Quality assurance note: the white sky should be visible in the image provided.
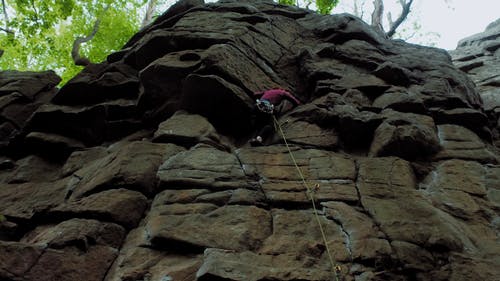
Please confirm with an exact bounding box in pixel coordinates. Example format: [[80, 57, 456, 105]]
[[416, 0, 499, 49], [331, 0, 500, 50], [167, 0, 499, 50]]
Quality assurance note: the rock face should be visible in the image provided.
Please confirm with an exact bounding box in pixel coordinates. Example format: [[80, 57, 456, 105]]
[[450, 18, 500, 146], [1, 1, 499, 281]]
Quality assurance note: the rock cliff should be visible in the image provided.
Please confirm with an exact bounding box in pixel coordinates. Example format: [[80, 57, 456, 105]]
[[450, 18, 500, 147], [1, 1, 499, 280]]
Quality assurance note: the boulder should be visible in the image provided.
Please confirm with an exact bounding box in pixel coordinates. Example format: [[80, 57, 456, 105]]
[[153, 110, 223, 148]]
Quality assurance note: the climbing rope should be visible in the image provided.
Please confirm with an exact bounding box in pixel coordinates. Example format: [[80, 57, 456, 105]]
[[272, 115, 342, 281]]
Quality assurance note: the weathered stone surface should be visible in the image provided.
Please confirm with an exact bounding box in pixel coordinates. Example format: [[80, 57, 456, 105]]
[[357, 158, 468, 251], [0, 241, 45, 280], [323, 201, 391, 261], [372, 87, 425, 113], [0, 179, 68, 221], [27, 104, 107, 146], [0, 70, 60, 152], [52, 62, 139, 105], [369, 110, 440, 159], [153, 110, 223, 148], [24, 131, 85, 159], [69, 141, 184, 197], [260, 209, 349, 262], [51, 189, 148, 229], [21, 218, 125, 249], [237, 146, 359, 205], [147, 205, 271, 251], [434, 124, 498, 163], [1, 3, 499, 281], [451, 19, 500, 147], [278, 119, 339, 148], [5, 155, 61, 183], [158, 144, 252, 190], [196, 248, 333, 281], [106, 248, 201, 281], [23, 245, 117, 281]]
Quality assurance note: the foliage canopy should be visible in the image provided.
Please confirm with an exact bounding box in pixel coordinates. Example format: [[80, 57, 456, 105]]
[[278, 0, 339, 15], [0, 0, 148, 83]]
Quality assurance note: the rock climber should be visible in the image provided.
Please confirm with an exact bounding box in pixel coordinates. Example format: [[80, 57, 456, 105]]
[[249, 88, 301, 146]]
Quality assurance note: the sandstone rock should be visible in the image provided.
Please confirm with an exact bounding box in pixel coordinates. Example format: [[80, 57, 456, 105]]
[[6, 155, 61, 183], [61, 146, 108, 177], [278, 119, 339, 148], [106, 248, 201, 281], [0, 179, 67, 221], [52, 62, 139, 105], [0, 3, 499, 281], [323, 201, 391, 261], [357, 157, 469, 252], [237, 145, 359, 205], [157, 144, 252, 190], [434, 124, 498, 163], [451, 18, 500, 146], [27, 104, 107, 146], [0, 70, 60, 99], [0, 241, 45, 280], [24, 131, 85, 159], [369, 110, 440, 159], [138, 50, 203, 123], [51, 188, 148, 229], [0, 71, 60, 153], [23, 245, 117, 281], [372, 88, 425, 113], [373, 61, 412, 86], [21, 218, 125, 249], [153, 110, 222, 148], [260, 208, 350, 263], [196, 248, 333, 281], [147, 205, 271, 251], [69, 141, 184, 197]]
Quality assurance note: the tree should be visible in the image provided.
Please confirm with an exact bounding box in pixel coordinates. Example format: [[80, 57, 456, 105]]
[[336, 0, 444, 46], [0, 0, 151, 83], [277, 0, 443, 46], [370, 0, 413, 37], [277, 0, 339, 15]]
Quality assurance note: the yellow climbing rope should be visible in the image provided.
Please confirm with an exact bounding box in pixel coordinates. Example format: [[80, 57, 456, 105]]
[[272, 115, 342, 281]]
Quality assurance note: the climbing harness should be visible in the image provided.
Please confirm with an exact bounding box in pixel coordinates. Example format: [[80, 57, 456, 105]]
[[272, 115, 343, 281], [256, 99, 274, 114]]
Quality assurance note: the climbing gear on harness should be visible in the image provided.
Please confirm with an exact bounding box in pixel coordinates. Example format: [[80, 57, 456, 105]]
[[249, 136, 263, 146], [272, 115, 343, 281], [256, 99, 274, 114]]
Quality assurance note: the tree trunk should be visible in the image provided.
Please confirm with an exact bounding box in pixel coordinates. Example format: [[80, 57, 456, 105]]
[[141, 0, 158, 28], [386, 0, 413, 37], [71, 5, 109, 66], [371, 0, 384, 34]]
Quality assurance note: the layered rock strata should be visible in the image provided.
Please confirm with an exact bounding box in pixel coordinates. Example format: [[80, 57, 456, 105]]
[[1, 1, 499, 281], [450, 18, 500, 147]]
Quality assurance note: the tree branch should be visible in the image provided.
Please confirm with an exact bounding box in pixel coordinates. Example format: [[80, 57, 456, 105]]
[[72, 5, 109, 66], [30, 0, 40, 24], [141, 0, 157, 28], [0, 26, 13, 34], [371, 0, 384, 34], [1, 0, 13, 34], [0, 49, 3, 58], [386, 0, 413, 37]]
